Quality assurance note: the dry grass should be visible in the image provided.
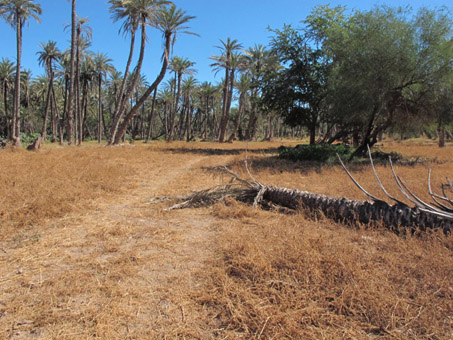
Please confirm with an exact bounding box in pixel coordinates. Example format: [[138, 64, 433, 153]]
[[0, 139, 452, 339], [201, 202, 453, 339]]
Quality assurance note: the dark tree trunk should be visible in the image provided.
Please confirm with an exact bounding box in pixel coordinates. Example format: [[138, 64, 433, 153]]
[[309, 124, 316, 145], [438, 125, 445, 148]]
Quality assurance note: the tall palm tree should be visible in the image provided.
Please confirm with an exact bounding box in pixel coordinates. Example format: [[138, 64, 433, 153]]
[[37, 41, 61, 140], [113, 4, 197, 144], [180, 75, 198, 141], [168, 56, 196, 141], [66, 0, 77, 144], [228, 73, 250, 142], [243, 44, 276, 140], [0, 0, 42, 145], [93, 52, 114, 143], [73, 18, 92, 145], [198, 81, 218, 140], [108, 0, 170, 144], [0, 58, 15, 138], [78, 54, 95, 141], [210, 38, 242, 142]]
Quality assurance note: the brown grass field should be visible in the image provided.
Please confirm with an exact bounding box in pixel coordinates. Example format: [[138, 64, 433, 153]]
[[0, 139, 452, 339]]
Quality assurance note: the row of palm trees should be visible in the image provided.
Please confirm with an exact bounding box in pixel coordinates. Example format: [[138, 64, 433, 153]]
[[0, 0, 294, 147]]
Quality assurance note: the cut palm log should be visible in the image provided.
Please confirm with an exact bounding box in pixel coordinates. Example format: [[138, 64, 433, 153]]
[[152, 162, 451, 234]]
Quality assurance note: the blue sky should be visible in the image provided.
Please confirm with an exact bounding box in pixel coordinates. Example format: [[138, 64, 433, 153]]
[[0, 0, 451, 86]]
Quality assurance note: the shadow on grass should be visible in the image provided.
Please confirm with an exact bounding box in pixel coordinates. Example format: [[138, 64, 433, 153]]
[[201, 153, 427, 178], [165, 147, 279, 156], [201, 155, 331, 176]]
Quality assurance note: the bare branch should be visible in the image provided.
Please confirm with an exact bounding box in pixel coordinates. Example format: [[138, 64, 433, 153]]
[[427, 169, 453, 212], [337, 153, 387, 204], [367, 145, 408, 207]]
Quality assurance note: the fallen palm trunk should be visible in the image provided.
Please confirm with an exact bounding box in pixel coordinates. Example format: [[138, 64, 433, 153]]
[[156, 166, 452, 234], [262, 186, 452, 233]]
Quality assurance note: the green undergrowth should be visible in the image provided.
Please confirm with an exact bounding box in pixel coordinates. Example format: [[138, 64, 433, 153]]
[[278, 144, 405, 164]]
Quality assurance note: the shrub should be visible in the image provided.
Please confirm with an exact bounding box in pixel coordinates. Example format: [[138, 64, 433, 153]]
[[20, 132, 42, 145], [278, 143, 354, 163]]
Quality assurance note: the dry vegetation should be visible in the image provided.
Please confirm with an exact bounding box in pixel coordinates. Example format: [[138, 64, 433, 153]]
[[0, 139, 452, 339]]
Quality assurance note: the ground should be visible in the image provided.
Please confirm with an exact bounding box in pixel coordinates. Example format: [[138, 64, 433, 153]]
[[0, 139, 452, 339]]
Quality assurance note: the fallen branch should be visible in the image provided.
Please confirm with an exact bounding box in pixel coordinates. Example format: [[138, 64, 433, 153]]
[[151, 165, 452, 234]]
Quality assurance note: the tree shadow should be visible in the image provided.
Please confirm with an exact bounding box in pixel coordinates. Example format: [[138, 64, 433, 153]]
[[165, 147, 279, 156], [201, 155, 334, 176]]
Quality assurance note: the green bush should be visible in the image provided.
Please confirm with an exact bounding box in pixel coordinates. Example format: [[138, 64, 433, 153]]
[[20, 132, 42, 145], [278, 144, 354, 163]]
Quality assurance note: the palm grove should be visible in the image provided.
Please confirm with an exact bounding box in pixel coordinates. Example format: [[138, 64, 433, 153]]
[[0, 1, 452, 149]]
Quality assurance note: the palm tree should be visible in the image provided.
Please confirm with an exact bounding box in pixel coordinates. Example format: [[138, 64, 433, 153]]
[[78, 54, 95, 142], [37, 41, 61, 140], [144, 86, 158, 143], [74, 18, 92, 145], [0, 58, 15, 138], [66, 0, 76, 145], [228, 73, 250, 142], [180, 75, 198, 141], [93, 52, 114, 143], [113, 4, 197, 144], [168, 56, 196, 141], [198, 81, 218, 140], [210, 38, 242, 142], [0, 0, 42, 145], [108, 0, 170, 145], [19, 69, 32, 130], [242, 44, 277, 140]]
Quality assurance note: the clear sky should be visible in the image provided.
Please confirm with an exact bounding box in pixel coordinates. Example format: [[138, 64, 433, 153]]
[[0, 0, 451, 86]]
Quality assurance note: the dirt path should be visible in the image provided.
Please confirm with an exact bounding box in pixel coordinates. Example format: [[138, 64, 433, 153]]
[[0, 152, 227, 339]]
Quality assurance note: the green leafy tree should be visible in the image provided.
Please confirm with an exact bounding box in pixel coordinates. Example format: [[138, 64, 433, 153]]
[[306, 5, 453, 155], [262, 25, 328, 145]]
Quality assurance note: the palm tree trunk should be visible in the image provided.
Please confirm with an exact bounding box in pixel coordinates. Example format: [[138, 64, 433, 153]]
[[4, 84, 10, 140], [98, 74, 103, 143], [41, 74, 54, 138], [167, 74, 181, 142], [218, 67, 230, 142], [228, 92, 244, 142], [186, 104, 193, 142], [51, 86, 61, 143], [113, 35, 171, 145], [67, 0, 76, 145], [261, 186, 451, 233], [109, 22, 146, 144], [12, 15, 22, 146], [245, 89, 258, 141], [145, 87, 158, 143]]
